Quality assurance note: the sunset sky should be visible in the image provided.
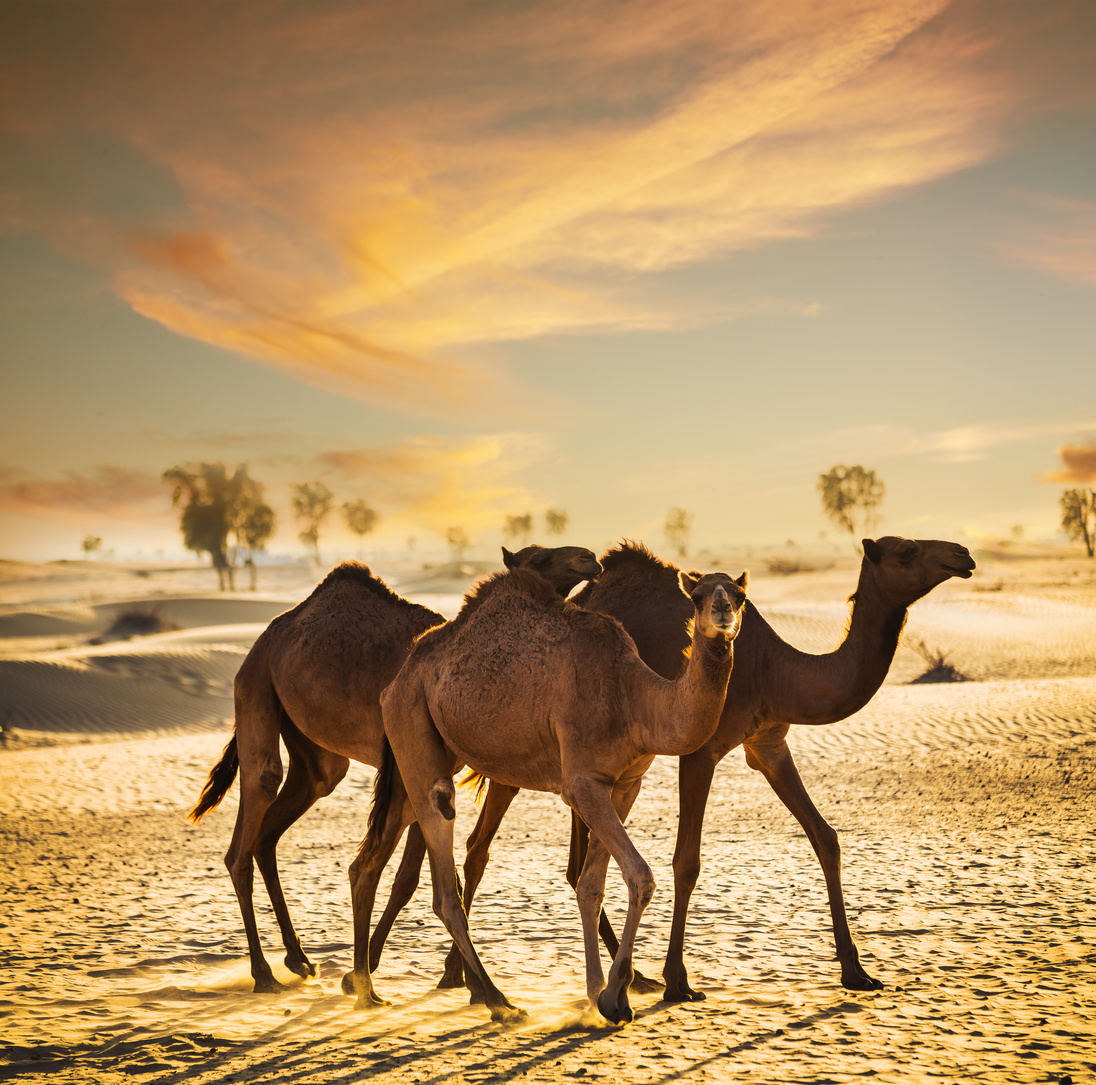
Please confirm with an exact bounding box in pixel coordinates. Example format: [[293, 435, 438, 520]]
[[1, 0, 1093, 563]]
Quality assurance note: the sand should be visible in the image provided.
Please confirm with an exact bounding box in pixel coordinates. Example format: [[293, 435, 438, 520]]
[[1, 554, 1094, 1084]]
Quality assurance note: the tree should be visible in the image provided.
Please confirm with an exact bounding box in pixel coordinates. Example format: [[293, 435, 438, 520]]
[[343, 499, 379, 560], [291, 481, 334, 564], [545, 508, 568, 535], [239, 500, 277, 590], [1060, 488, 1096, 557], [81, 535, 102, 559], [446, 526, 469, 564], [164, 462, 265, 590], [664, 507, 692, 558], [818, 465, 884, 541], [504, 513, 533, 547]]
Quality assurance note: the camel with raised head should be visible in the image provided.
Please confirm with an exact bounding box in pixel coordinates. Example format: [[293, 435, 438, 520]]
[[187, 545, 601, 994], [349, 562, 747, 1024], [417, 535, 975, 999]]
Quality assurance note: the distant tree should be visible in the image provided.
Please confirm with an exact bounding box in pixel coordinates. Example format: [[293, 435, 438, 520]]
[[545, 508, 568, 536], [1060, 488, 1096, 557], [291, 481, 334, 564], [239, 500, 277, 591], [81, 535, 102, 559], [504, 513, 534, 547], [164, 462, 264, 590], [818, 465, 884, 541], [664, 507, 692, 558], [343, 499, 379, 560], [446, 526, 469, 564]]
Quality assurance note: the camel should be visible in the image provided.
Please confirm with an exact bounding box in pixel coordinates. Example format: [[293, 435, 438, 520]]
[[407, 535, 975, 999], [187, 544, 602, 994], [348, 561, 748, 1024]]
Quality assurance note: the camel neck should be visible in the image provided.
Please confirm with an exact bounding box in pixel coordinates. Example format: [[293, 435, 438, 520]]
[[637, 631, 733, 756], [766, 561, 908, 725]]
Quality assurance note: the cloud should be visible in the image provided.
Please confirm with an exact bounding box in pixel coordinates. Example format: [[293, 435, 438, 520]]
[[0, 0, 1029, 413], [1040, 444, 1096, 485], [315, 434, 549, 535], [0, 465, 166, 520], [997, 194, 1096, 287], [811, 419, 1096, 464]]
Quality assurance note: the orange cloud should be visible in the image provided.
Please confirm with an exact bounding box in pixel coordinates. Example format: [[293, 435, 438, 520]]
[[0, 1, 1033, 413], [315, 434, 548, 534], [1041, 444, 1096, 485], [997, 195, 1096, 288]]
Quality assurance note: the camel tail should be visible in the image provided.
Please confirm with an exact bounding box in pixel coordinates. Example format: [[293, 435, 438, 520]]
[[457, 769, 489, 806], [364, 737, 398, 855], [187, 733, 239, 823]]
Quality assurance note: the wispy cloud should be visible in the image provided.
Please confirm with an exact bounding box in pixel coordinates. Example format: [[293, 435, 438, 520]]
[[0, 0, 1017, 413], [0, 465, 166, 519], [315, 434, 549, 534], [997, 194, 1096, 287], [813, 418, 1096, 463]]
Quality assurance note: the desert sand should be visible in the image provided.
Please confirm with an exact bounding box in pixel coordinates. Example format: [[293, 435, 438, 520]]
[[0, 552, 1093, 1084]]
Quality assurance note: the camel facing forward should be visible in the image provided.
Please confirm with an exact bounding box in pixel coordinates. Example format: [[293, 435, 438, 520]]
[[351, 561, 747, 1024], [188, 545, 601, 994]]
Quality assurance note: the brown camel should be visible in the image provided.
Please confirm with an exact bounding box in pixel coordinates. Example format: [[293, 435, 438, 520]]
[[187, 544, 602, 994], [349, 561, 747, 1024], [405, 535, 975, 999]]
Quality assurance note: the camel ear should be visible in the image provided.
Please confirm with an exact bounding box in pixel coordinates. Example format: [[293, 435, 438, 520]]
[[678, 570, 699, 595], [501, 547, 515, 568], [735, 571, 748, 590], [862, 539, 882, 564]]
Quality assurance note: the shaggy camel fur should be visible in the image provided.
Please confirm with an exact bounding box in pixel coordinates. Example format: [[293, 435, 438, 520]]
[[410, 536, 976, 999], [350, 563, 747, 1024], [188, 545, 601, 994]]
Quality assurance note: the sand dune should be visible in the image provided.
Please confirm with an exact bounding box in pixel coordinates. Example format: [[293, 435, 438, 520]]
[[0, 555, 1093, 1084]]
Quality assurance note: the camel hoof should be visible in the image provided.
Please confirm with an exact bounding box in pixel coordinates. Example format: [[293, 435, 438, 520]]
[[340, 971, 355, 995], [842, 971, 884, 992], [597, 990, 634, 1025], [252, 974, 286, 994], [628, 970, 665, 996], [662, 985, 706, 1003], [489, 1003, 527, 1026], [285, 956, 316, 979], [354, 992, 391, 1010], [436, 968, 466, 991]]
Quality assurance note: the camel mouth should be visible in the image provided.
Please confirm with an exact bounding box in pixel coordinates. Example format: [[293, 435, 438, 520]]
[[943, 564, 974, 579]]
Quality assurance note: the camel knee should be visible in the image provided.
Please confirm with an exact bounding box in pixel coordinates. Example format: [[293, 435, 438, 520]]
[[673, 852, 701, 893], [814, 822, 840, 865], [257, 765, 282, 801], [430, 778, 456, 821], [629, 863, 656, 910]]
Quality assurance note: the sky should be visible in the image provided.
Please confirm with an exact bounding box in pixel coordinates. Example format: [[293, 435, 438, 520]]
[[1, 0, 1093, 563]]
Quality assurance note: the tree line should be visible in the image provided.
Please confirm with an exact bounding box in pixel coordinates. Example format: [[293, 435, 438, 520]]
[[163, 464, 378, 590]]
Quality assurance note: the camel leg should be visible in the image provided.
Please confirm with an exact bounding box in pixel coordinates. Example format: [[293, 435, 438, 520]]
[[566, 812, 663, 996], [345, 780, 414, 1008], [662, 750, 719, 1002], [255, 739, 348, 979], [365, 823, 427, 977], [564, 776, 653, 1025], [225, 673, 288, 993], [438, 780, 520, 991], [384, 700, 523, 1024], [744, 738, 883, 991]]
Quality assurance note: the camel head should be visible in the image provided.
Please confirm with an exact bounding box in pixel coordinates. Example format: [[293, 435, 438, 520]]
[[678, 570, 748, 646], [502, 544, 603, 597], [860, 536, 976, 605]]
